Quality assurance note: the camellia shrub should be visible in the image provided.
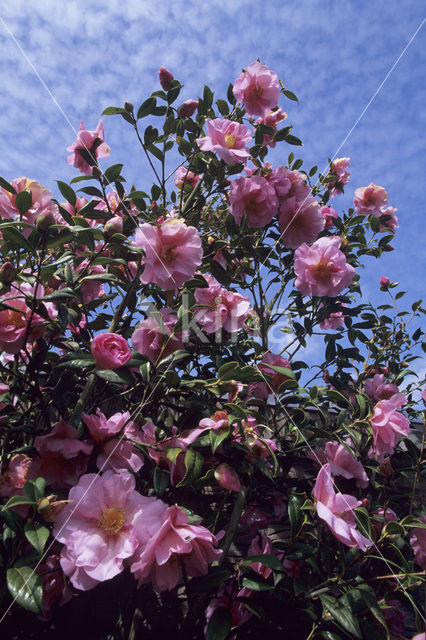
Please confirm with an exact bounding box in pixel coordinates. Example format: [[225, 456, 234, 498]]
[[0, 61, 424, 640]]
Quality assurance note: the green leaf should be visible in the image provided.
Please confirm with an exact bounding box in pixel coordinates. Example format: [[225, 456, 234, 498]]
[[216, 99, 229, 116], [203, 85, 214, 109], [24, 523, 49, 555], [2, 227, 36, 255], [283, 89, 299, 102], [319, 594, 362, 639], [56, 180, 76, 206], [241, 554, 285, 571], [16, 190, 32, 215], [23, 478, 45, 503], [241, 576, 274, 591], [41, 287, 78, 301], [104, 164, 124, 183], [206, 607, 232, 640], [177, 449, 204, 487], [285, 134, 303, 146], [137, 97, 157, 119], [261, 364, 295, 380], [2, 495, 37, 511], [94, 369, 133, 385], [190, 567, 232, 592], [153, 467, 169, 496], [102, 106, 129, 117], [0, 176, 17, 194], [7, 566, 43, 614]]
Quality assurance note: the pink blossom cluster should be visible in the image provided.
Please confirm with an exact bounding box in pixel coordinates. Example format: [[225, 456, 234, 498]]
[[256, 107, 287, 147], [194, 275, 250, 334], [174, 166, 200, 189], [364, 373, 399, 403], [0, 177, 61, 231]]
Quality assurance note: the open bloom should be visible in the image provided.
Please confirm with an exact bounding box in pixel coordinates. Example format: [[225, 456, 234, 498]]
[[379, 205, 398, 232], [67, 120, 110, 175], [36, 552, 72, 621], [31, 421, 92, 489], [294, 236, 355, 297], [256, 108, 287, 147], [134, 218, 203, 290], [53, 471, 167, 590], [328, 157, 351, 197], [233, 61, 280, 117], [91, 332, 132, 370], [364, 374, 399, 403], [320, 205, 338, 230], [196, 118, 251, 165], [132, 308, 188, 364], [194, 275, 250, 334], [325, 441, 369, 488], [410, 516, 426, 569], [0, 454, 32, 500], [0, 177, 56, 227], [353, 183, 388, 217], [247, 352, 291, 399], [229, 176, 278, 228], [278, 195, 324, 249], [82, 409, 145, 473], [132, 505, 222, 591], [319, 305, 346, 330], [313, 464, 372, 550], [174, 166, 200, 189], [369, 392, 410, 461]]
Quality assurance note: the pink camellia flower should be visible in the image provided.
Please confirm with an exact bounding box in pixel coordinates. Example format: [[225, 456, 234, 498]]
[[422, 388, 426, 403], [0, 454, 32, 499], [131, 504, 222, 591], [319, 305, 345, 330], [320, 205, 338, 230], [371, 506, 398, 536], [233, 61, 280, 117], [31, 421, 92, 489], [313, 464, 372, 550], [134, 218, 203, 290], [0, 281, 57, 354], [380, 275, 390, 288], [364, 374, 399, 403], [194, 275, 250, 334], [410, 516, 426, 569], [328, 157, 351, 197], [325, 441, 369, 488], [248, 352, 292, 399], [214, 463, 241, 492], [82, 409, 145, 473], [132, 308, 188, 364], [379, 206, 398, 232], [294, 236, 355, 297], [76, 260, 106, 303], [353, 183, 388, 217], [369, 392, 410, 461], [53, 471, 167, 590], [411, 634, 426, 640], [233, 415, 277, 461], [246, 533, 283, 579], [177, 99, 199, 118], [256, 107, 287, 147], [229, 176, 278, 228], [0, 177, 58, 230], [273, 167, 311, 205], [205, 583, 253, 633], [174, 166, 200, 189], [278, 195, 324, 249], [196, 118, 252, 165], [67, 120, 110, 175], [158, 66, 174, 91], [36, 552, 72, 621], [91, 332, 132, 370]]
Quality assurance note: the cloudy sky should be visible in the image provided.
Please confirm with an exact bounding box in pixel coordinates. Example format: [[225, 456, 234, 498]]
[[0, 0, 425, 311]]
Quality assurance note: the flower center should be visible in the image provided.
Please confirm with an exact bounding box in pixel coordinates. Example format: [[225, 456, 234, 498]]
[[311, 261, 330, 284], [7, 310, 26, 330], [250, 84, 264, 101], [99, 507, 126, 535], [160, 244, 178, 263], [224, 134, 236, 149]]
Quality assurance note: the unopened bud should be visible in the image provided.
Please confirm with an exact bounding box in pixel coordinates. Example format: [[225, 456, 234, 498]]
[[361, 498, 370, 509], [380, 275, 390, 288], [158, 66, 174, 91], [124, 101, 134, 113], [177, 99, 199, 119], [104, 215, 123, 238], [92, 166, 103, 179], [151, 200, 159, 212], [47, 275, 62, 290], [214, 463, 241, 492], [38, 494, 69, 522], [0, 261, 16, 284], [339, 237, 349, 249], [36, 209, 56, 231]]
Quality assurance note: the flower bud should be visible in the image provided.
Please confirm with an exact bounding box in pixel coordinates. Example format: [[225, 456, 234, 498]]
[[158, 66, 174, 91], [0, 261, 16, 284], [92, 166, 103, 179], [36, 208, 56, 231], [151, 200, 159, 212], [47, 275, 62, 290], [124, 101, 134, 113], [104, 215, 123, 238], [38, 495, 69, 522], [177, 99, 199, 119], [214, 463, 241, 492], [361, 498, 370, 509], [380, 275, 390, 288]]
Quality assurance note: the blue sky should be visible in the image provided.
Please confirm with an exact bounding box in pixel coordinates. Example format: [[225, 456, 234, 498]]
[[0, 0, 425, 323]]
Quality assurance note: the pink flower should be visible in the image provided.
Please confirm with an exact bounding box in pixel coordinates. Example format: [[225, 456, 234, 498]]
[[369, 393, 410, 461], [380, 275, 390, 288], [214, 463, 241, 492], [325, 441, 369, 488], [233, 61, 280, 117], [364, 374, 399, 403], [320, 205, 338, 230], [328, 157, 351, 196], [53, 471, 167, 590], [158, 66, 174, 91], [278, 195, 324, 249], [132, 308, 187, 364], [246, 534, 280, 579], [67, 120, 110, 175], [76, 260, 106, 303], [205, 583, 253, 632], [174, 166, 200, 189], [379, 206, 398, 232], [233, 415, 277, 461], [256, 108, 287, 147], [131, 504, 222, 591], [91, 332, 132, 370], [31, 421, 92, 489], [422, 388, 426, 404], [313, 464, 372, 550], [353, 183, 388, 217], [410, 516, 426, 569], [82, 409, 145, 473], [194, 275, 250, 334], [0, 454, 32, 498], [196, 118, 251, 165], [248, 352, 292, 399], [371, 507, 398, 535], [134, 218, 203, 290], [0, 282, 57, 354], [36, 552, 72, 621], [0, 177, 56, 228], [274, 167, 311, 205], [319, 305, 345, 330], [294, 236, 355, 297], [177, 99, 199, 118], [229, 176, 278, 228]]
